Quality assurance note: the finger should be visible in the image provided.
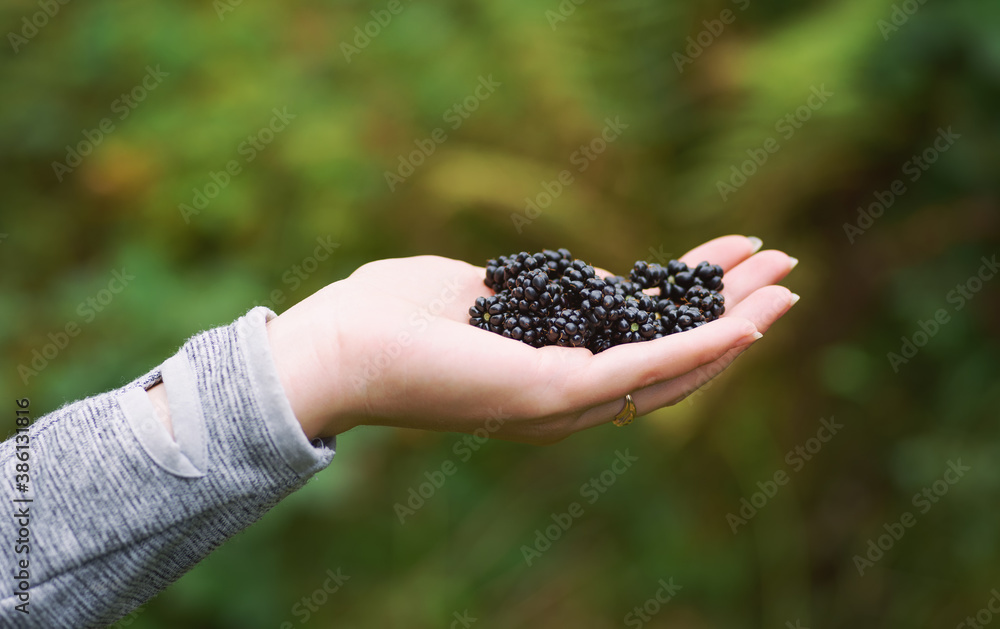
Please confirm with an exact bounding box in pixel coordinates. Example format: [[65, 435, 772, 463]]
[[549, 316, 760, 417], [640, 285, 798, 406], [723, 284, 798, 335], [679, 235, 764, 272], [719, 250, 798, 306], [636, 343, 751, 411], [593, 266, 617, 280], [574, 286, 798, 428]]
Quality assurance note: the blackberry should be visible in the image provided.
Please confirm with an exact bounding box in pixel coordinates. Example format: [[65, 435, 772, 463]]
[[546, 309, 592, 348], [657, 301, 679, 330], [683, 285, 726, 322], [629, 293, 657, 312], [667, 259, 688, 276], [661, 260, 694, 298], [661, 280, 687, 301], [630, 261, 668, 291], [693, 261, 725, 291], [469, 295, 505, 330], [469, 296, 491, 330], [703, 292, 726, 321], [653, 299, 677, 319], [617, 280, 645, 296], [589, 336, 613, 354], [510, 268, 562, 314], [673, 305, 706, 332], [471, 248, 727, 353], [472, 295, 515, 335], [673, 269, 696, 290], [611, 306, 657, 345], [541, 248, 574, 276], [483, 251, 549, 292], [510, 313, 544, 346], [562, 259, 597, 282], [483, 253, 524, 292], [581, 283, 624, 337], [683, 286, 712, 310]]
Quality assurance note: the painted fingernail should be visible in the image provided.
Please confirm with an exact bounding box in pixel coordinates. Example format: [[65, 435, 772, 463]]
[[747, 236, 764, 253], [790, 293, 801, 305], [788, 256, 799, 270]]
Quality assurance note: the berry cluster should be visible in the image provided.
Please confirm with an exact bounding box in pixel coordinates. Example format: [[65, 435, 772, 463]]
[[469, 249, 726, 353]]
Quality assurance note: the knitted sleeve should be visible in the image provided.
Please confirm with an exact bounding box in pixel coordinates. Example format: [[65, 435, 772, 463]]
[[0, 307, 335, 628]]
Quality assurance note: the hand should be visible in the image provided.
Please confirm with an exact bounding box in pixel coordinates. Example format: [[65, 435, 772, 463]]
[[266, 235, 799, 444]]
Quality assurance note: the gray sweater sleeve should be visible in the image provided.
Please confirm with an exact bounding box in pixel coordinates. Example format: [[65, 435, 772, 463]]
[[0, 307, 336, 628]]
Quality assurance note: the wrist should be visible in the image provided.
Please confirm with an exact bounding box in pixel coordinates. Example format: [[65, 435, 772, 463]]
[[265, 290, 358, 440]]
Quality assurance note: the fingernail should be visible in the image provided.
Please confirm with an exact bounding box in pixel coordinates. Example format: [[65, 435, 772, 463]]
[[751, 331, 764, 340], [747, 236, 763, 253], [788, 256, 799, 270], [790, 293, 801, 305]]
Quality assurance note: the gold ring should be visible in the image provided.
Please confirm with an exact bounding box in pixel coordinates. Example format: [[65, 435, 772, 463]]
[[612, 394, 637, 427]]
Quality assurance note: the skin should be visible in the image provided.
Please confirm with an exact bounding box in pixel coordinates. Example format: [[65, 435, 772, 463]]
[[149, 235, 799, 445]]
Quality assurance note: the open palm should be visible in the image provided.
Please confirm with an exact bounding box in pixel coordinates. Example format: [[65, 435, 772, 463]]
[[267, 235, 798, 443]]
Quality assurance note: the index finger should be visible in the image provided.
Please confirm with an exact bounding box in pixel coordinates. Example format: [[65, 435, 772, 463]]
[[679, 235, 764, 272]]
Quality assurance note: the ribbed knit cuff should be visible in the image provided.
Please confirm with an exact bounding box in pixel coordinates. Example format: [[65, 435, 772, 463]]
[[236, 308, 337, 474]]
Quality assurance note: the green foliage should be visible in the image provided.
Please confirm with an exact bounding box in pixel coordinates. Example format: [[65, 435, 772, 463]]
[[2, 0, 999, 626]]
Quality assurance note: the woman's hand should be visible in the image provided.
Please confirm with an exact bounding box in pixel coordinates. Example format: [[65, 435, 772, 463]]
[[266, 235, 799, 444]]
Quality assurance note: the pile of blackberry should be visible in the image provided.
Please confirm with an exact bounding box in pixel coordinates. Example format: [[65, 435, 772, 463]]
[[469, 249, 726, 353]]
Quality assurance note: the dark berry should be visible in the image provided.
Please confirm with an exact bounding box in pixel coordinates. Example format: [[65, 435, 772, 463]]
[[472, 249, 726, 352], [547, 309, 592, 348], [630, 261, 668, 290], [667, 260, 688, 276]]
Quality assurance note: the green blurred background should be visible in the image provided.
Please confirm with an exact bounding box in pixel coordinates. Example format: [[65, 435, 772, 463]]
[[2, 0, 999, 627]]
